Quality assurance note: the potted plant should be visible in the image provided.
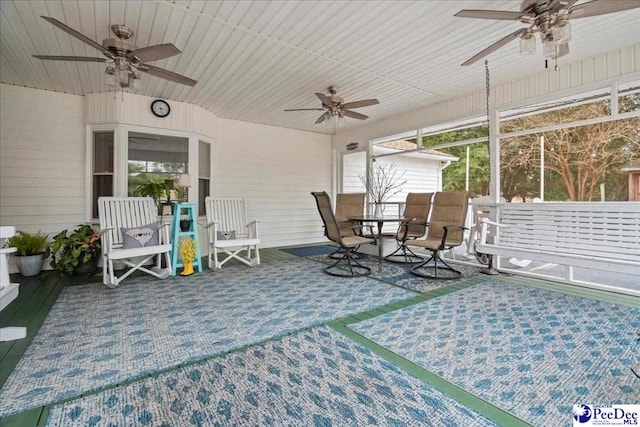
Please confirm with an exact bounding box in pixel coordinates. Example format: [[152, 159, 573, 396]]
[[50, 224, 101, 276], [133, 177, 176, 215], [7, 230, 50, 276], [359, 162, 407, 217]]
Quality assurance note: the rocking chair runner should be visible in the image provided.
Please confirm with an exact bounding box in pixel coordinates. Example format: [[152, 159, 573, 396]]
[[405, 191, 469, 279], [98, 197, 172, 288], [311, 191, 376, 277], [204, 197, 260, 269]]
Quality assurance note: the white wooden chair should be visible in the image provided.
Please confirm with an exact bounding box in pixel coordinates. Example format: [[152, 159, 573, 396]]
[[0, 226, 27, 342], [204, 197, 260, 269], [98, 197, 172, 288]]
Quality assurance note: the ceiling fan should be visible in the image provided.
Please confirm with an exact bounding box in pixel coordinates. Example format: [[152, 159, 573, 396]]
[[455, 0, 640, 66], [285, 86, 379, 124], [33, 16, 197, 87]]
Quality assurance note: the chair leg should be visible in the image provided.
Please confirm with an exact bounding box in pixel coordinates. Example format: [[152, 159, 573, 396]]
[[105, 258, 118, 288], [253, 245, 260, 266], [410, 250, 462, 279], [385, 243, 424, 264], [324, 247, 371, 277], [102, 255, 108, 285]]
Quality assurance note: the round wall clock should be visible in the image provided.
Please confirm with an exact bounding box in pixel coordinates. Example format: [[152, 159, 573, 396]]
[[151, 99, 170, 118]]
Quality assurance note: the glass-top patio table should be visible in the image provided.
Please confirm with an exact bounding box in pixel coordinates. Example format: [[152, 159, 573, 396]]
[[348, 215, 413, 273]]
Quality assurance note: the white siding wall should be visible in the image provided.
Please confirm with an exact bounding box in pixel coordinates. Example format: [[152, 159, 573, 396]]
[[214, 118, 332, 248], [342, 151, 366, 193], [342, 150, 444, 224], [85, 91, 216, 137], [0, 84, 85, 234]]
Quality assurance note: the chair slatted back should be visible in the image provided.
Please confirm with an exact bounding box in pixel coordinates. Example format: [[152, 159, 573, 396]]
[[403, 193, 432, 236], [428, 191, 469, 245], [312, 192, 341, 244], [205, 197, 250, 238], [98, 197, 158, 248]]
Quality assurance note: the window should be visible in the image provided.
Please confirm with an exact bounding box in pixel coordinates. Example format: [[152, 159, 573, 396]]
[[92, 131, 114, 218], [198, 142, 211, 216], [127, 131, 188, 198]]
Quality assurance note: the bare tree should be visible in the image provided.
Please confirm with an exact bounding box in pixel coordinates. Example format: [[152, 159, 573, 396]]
[[359, 162, 407, 203], [501, 101, 640, 201]]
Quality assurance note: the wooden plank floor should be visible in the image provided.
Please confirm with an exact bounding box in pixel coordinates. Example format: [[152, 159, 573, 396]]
[[0, 248, 297, 426]]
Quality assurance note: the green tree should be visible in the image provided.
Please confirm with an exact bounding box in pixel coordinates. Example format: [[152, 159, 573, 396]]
[[422, 126, 490, 196], [501, 101, 640, 201]]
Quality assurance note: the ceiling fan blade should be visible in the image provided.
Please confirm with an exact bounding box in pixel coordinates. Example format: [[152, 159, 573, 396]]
[[556, 42, 570, 58], [128, 43, 181, 63], [342, 99, 379, 109], [454, 9, 533, 20], [315, 112, 329, 124], [40, 16, 113, 58], [342, 110, 368, 120], [315, 92, 332, 106], [284, 108, 325, 111], [138, 63, 197, 86], [33, 55, 107, 62], [462, 28, 527, 66], [569, 0, 640, 18]]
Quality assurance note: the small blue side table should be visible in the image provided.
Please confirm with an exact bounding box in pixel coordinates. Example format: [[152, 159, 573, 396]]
[[170, 203, 202, 275]]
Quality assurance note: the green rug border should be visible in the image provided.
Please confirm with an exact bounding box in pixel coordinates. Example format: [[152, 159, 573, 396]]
[[328, 272, 639, 427]]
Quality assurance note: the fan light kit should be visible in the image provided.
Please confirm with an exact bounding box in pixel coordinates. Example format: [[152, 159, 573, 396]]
[[285, 86, 379, 127], [33, 16, 197, 89], [455, 0, 640, 66]]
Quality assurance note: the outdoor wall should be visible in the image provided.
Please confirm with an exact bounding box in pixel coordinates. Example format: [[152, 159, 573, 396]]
[[334, 43, 640, 153], [215, 118, 332, 247], [85, 91, 216, 137], [343, 152, 443, 200], [0, 84, 85, 235]]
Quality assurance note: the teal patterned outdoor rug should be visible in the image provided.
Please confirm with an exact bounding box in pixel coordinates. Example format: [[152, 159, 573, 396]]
[[0, 258, 414, 417], [279, 244, 338, 257], [46, 326, 498, 427], [349, 279, 640, 427], [308, 254, 481, 292]]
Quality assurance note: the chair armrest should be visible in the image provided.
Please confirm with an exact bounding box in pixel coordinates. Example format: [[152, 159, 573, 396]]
[[438, 224, 468, 249], [99, 227, 114, 236], [247, 220, 260, 239], [99, 227, 114, 253], [158, 223, 171, 244], [479, 218, 503, 245], [203, 220, 219, 229], [443, 224, 467, 231], [396, 219, 429, 242], [355, 224, 376, 242]]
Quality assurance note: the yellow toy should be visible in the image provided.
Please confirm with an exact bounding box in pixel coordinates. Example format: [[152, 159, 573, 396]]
[[179, 238, 197, 276]]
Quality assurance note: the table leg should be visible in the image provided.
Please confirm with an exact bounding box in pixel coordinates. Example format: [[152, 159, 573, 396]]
[[377, 221, 383, 273]]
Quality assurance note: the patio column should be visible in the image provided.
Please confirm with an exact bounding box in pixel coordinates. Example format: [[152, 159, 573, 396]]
[[489, 108, 500, 203]]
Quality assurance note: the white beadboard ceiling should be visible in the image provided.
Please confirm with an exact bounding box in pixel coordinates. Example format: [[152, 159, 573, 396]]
[[1, 0, 639, 134]]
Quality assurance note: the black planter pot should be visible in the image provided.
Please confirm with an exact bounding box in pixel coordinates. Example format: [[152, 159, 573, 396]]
[[75, 257, 98, 274], [179, 219, 192, 232]]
